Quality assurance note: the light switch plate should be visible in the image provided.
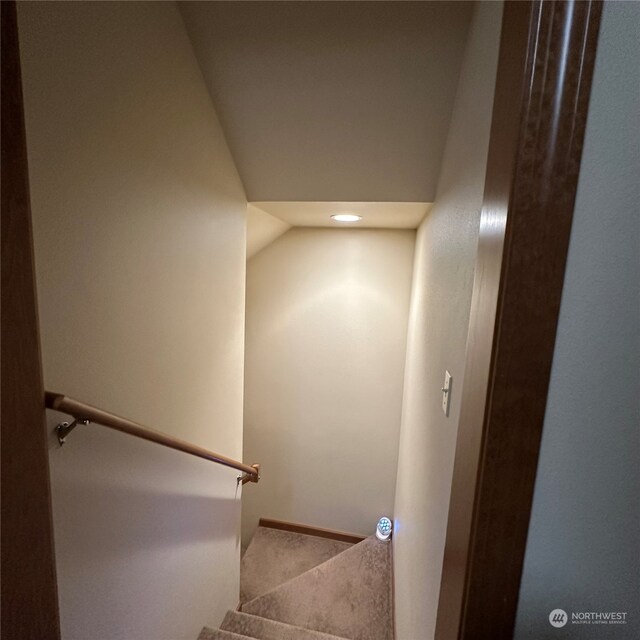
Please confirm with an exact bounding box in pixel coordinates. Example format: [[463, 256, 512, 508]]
[[442, 370, 452, 417]]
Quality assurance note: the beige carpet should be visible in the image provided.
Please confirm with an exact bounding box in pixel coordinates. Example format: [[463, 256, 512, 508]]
[[242, 536, 393, 640], [200, 611, 346, 639], [240, 527, 353, 603], [200, 525, 394, 640]]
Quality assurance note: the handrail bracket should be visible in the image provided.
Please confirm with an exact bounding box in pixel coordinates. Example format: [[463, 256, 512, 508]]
[[237, 463, 261, 486], [56, 418, 90, 446]]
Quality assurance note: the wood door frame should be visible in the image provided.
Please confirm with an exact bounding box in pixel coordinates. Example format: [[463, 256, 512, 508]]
[[1, 2, 62, 638], [436, 1, 603, 639]]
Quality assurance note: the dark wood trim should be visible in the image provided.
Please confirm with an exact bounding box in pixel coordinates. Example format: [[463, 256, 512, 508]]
[[258, 518, 366, 545], [1, 2, 62, 638], [435, 2, 603, 639]]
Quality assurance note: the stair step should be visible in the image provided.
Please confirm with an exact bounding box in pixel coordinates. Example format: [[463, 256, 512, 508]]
[[221, 610, 347, 640], [198, 628, 252, 640], [242, 536, 393, 640], [241, 525, 353, 602]]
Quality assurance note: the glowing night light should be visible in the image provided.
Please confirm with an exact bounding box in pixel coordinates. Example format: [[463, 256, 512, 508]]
[[376, 516, 392, 542]]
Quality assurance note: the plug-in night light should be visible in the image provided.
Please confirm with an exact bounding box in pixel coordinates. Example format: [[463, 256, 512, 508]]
[[376, 516, 392, 542]]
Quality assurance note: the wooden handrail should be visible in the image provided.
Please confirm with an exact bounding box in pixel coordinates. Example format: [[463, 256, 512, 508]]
[[44, 391, 260, 482]]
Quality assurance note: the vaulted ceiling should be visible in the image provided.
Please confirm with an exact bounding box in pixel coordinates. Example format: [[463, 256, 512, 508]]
[[180, 1, 473, 203]]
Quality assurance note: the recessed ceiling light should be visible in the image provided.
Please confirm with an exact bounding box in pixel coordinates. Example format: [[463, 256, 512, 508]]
[[331, 214, 362, 223]]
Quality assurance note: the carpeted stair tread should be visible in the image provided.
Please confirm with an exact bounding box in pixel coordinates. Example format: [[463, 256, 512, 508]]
[[242, 536, 393, 640], [220, 610, 348, 640], [240, 526, 353, 602], [198, 627, 252, 640]]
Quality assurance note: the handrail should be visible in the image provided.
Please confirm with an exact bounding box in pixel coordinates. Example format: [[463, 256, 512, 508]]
[[44, 391, 260, 484]]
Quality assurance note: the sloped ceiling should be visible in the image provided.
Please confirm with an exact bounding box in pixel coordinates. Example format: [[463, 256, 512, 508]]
[[180, 1, 473, 202], [246, 201, 429, 260], [253, 201, 431, 229]]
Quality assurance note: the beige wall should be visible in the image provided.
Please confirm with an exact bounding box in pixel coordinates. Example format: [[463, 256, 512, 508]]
[[18, 3, 247, 639], [246, 204, 290, 260], [514, 2, 640, 636], [242, 228, 414, 545], [392, 2, 503, 638]]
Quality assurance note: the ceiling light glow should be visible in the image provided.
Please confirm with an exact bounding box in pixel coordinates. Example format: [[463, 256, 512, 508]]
[[331, 214, 362, 223]]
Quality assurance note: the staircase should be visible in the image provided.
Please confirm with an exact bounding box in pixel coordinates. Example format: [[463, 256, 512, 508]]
[[199, 523, 394, 640]]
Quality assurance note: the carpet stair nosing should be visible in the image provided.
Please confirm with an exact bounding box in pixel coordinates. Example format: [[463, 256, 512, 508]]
[[198, 627, 253, 640], [241, 526, 354, 603], [241, 538, 357, 608], [242, 536, 393, 640], [200, 525, 393, 640], [220, 609, 348, 640]]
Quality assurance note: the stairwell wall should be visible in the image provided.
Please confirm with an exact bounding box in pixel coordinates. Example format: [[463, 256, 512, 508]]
[[18, 3, 247, 639], [242, 228, 415, 546], [392, 2, 503, 638]]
